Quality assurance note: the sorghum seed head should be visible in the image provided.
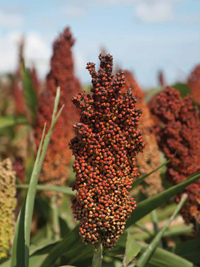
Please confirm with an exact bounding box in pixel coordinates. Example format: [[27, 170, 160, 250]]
[[70, 54, 144, 249], [35, 27, 81, 200], [151, 86, 200, 224], [188, 64, 200, 105], [0, 159, 16, 259], [123, 70, 162, 196]]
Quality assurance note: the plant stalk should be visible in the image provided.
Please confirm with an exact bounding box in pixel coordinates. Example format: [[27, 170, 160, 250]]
[[150, 209, 162, 247], [51, 195, 60, 240], [92, 238, 103, 267]]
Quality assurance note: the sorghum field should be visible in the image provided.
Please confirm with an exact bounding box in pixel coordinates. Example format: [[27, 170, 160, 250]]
[[0, 18, 200, 267]]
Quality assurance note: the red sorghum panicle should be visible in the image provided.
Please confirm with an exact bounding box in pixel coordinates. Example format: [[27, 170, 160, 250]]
[[151, 87, 200, 224], [188, 64, 200, 105], [123, 71, 162, 196], [35, 27, 81, 199], [70, 54, 145, 249]]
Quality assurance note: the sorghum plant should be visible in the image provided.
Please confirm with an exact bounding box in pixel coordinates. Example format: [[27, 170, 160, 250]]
[[70, 54, 145, 250], [188, 64, 200, 105], [123, 70, 162, 196], [151, 87, 200, 224], [0, 159, 16, 259], [35, 27, 81, 199]]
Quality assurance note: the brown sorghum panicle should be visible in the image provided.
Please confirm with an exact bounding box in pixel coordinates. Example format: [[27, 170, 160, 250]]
[[35, 27, 81, 199], [151, 87, 200, 224], [0, 159, 16, 259], [188, 64, 200, 105], [70, 54, 145, 249], [123, 70, 162, 196]]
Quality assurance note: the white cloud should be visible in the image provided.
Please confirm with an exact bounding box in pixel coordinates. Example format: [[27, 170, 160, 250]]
[[62, 6, 86, 18], [135, 0, 174, 22], [0, 32, 51, 79], [0, 10, 23, 28]]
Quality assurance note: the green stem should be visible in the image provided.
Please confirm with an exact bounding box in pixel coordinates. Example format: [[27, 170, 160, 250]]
[[24, 88, 63, 266], [150, 209, 162, 247], [92, 238, 103, 267], [51, 195, 60, 240], [135, 193, 188, 267]]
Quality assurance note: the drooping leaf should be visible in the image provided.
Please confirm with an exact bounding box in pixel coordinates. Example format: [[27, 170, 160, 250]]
[[16, 184, 76, 197], [126, 171, 200, 228]]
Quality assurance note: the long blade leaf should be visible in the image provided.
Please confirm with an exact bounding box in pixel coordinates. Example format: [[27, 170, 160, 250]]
[[16, 184, 76, 197], [126, 171, 200, 228]]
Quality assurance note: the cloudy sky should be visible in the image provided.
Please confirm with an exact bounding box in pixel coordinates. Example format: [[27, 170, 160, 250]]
[[0, 0, 200, 89]]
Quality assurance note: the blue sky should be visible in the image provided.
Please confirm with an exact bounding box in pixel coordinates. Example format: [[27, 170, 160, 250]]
[[0, 0, 200, 89]]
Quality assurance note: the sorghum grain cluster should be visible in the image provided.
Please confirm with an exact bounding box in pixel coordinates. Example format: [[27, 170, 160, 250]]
[[35, 27, 81, 199], [0, 159, 16, 258], [70, 54, 145, 249], [123, 70, 162, 196], [188, 64, 200, 105], [151, 87, 200, 224]]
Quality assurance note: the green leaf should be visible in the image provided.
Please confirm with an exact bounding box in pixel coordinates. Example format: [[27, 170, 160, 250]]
[[16, 184, 76, 197], [10, 88, 63, 267], [10, 204, 25, 267], [123, 233, 141, 266], [22, 62, 38, 121], [126, 171, 200, 228], [24, 88, 63, 266], [0, 116, 27, 129], [138, 242, 196, 267], [38, 172, 200, 267], [135, 194, 187, 267], [171, 232, 200, 265], [172, 83, 191, 98], [40, 225, 84, 267]]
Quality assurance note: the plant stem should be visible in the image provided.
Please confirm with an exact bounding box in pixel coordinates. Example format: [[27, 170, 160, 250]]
[[150, 209, 162, 247], [51, 195, 60, 240], [92, 238, 103, 267]]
